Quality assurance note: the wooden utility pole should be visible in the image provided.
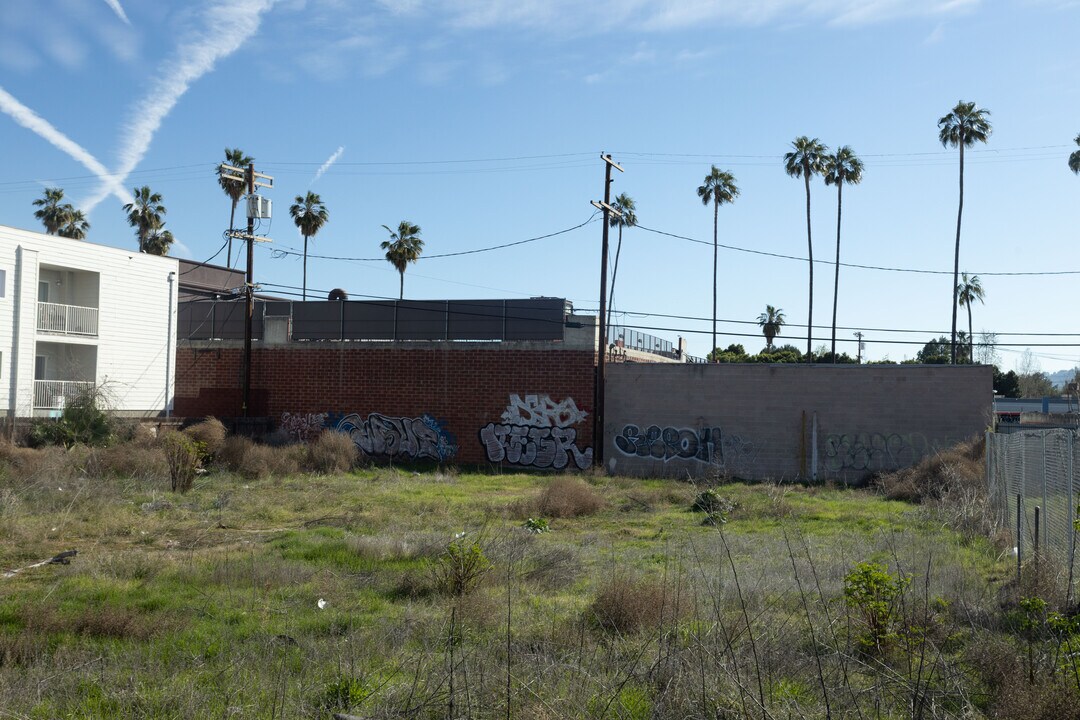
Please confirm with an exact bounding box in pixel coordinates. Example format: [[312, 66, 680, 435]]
[[218, 162, 273, 420], [591, 153, 623, 467]]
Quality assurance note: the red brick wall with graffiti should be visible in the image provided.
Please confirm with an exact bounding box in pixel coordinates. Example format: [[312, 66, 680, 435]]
[[175, 344, 596, 467]]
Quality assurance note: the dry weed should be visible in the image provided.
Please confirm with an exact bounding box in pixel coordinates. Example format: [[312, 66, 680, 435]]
[[184, 417, 228, 457], [532, 477, 603, 519], [307, 431, 358, 474], [589, 575, 671, 634]]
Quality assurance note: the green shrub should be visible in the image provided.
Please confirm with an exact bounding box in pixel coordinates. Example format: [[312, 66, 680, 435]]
[[692, 489, 738, 518], [843, 561, 911, 653], [318, 674, 370, 712], [160, 431, 203, 493], [522, 517, 550, 534], [429, 535, 492, 596], [26, 390, 114, 448]]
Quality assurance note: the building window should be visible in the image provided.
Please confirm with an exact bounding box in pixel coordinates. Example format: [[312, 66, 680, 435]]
[[0, 268, 6, 298]]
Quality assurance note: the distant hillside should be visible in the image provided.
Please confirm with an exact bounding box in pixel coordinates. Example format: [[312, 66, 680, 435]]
[[1048, 367, 1079, 389]]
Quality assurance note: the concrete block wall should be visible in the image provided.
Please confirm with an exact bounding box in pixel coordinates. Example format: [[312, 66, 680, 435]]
[[175, 342, 596, 468], [605, 363, 994, 482]]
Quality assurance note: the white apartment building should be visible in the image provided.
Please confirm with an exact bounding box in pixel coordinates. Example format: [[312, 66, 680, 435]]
[[0, 224, 178, 421]]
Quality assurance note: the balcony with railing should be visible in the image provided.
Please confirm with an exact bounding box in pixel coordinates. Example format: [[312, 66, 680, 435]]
[[37, 302, 99, 337], [33, 380, 95, 410]]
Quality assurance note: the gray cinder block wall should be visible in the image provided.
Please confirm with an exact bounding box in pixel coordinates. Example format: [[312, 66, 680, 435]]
[[605, 364, 993, 482]]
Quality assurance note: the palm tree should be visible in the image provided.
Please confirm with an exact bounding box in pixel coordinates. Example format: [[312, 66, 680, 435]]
[[381, 221, 424, 300], [56, 206, 89, 240], [123, 186, 166, 253], [758, 305, 786, 351], [822, 146, 864, 362], [606, 193, 637, 333], [938, 101, 992, 364], [784, 136, 828, 361], [1069, 133, 1080, 175], [218, 147, 254, 267], [142, 228, 175, 256], [956, 273, 985, 364], [32, 187, 68, 235], [696, 166, 740, 358], [289, 192, 329, 301]]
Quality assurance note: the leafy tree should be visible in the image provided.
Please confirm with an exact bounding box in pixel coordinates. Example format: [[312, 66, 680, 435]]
[[123, 186, 166, 253], [32, 187, 68, 235], [757, 305, 785, 351], [289, 191, 329, 301], [1069, 133, 1080, 176], [822, 146, 864, 361], [708, 343, 748, 363], [993, 367, 1021, 398], [1018, 372, 1055, 398], [697, 166, 740, 360], [753, 344, 803, 364], [915, 336, 952, 364], [607, 193, 637, 332], [938, 101, 992, 364], [956, 273, 985, 364], [56, 206, 89, 240], [381, 221, 424, 300], [218, 147, 253, 267], [784, 137, 828, 360]]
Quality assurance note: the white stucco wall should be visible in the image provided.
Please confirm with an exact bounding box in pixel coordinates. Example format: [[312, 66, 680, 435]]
[[0, 224, 178, 418]]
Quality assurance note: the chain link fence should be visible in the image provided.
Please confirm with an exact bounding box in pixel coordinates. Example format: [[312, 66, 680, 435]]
[[987, 429, 1079, 597]]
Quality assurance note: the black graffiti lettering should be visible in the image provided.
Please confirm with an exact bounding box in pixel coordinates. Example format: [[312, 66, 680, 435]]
[[615, 423, 723, 464]]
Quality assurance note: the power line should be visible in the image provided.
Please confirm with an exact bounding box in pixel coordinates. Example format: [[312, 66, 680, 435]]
[[633, 224, 1080, 277], [266, 213, 599, 263]]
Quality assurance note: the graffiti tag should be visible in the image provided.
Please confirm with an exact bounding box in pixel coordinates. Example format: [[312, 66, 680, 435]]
[[822, 432, 940, 473], [480, 424, 592, 470], [613, 423, 757, 474], [336, 413, 458, 461], [481, 394, 593, 470]]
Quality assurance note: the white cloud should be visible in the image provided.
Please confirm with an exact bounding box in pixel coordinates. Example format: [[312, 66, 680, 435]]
[[413, 0, 980, 31], [0, 85, 131, 206], [82, 0, 277, 212], [924, 22, 946, 43], [311, 146, 345, 184], [102, 0, 131, 25]]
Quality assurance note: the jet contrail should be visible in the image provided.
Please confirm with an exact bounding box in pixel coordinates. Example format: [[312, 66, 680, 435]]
[[0, 85, 131, 206], [102, 0, 131, 24], [311, 146, 345, 185], [82, 0, 276, 212]]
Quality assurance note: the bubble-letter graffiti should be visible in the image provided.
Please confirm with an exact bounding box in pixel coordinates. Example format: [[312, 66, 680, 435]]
[[480, 394, 593, 470], [336, 413, 458, 461]]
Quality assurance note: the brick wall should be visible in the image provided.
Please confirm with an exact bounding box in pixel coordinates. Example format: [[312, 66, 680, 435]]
[[606, 363, 994, 482], [175, 342, 596, 468]]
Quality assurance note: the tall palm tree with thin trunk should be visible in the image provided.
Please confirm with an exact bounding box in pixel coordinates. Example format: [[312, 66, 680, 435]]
[[57, 206, 89, 240], [784, 137, 828, 361], [606, 193, 637, 333], [123, 186, 166, 253], [1069, 133, 1080, 176], [822, 146, 864, 362], [957, 273, 985, 364], [757, 305, 785, 351], [32, 187, 68, 235], [218, 148, 253, 267], [381, 221, 424, 300], [696, 167, 740, 358], [938, 101, 992, 364], [289, 192, 329, 301]]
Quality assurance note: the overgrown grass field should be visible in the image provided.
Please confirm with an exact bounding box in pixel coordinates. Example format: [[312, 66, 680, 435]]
[[0, 429, 1077, 719]]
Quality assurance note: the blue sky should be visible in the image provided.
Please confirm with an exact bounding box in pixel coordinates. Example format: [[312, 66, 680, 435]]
[[1, 0, 1078, 369]]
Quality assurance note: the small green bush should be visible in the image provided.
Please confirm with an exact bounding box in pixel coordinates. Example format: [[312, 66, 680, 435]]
[[160, 431, 203, 493], [522, 517, 550, 534], [26, 390, 114, 448], [429, 535, 492, 596], [843, 561, 911, 653], [692, 489, 738, 518]]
